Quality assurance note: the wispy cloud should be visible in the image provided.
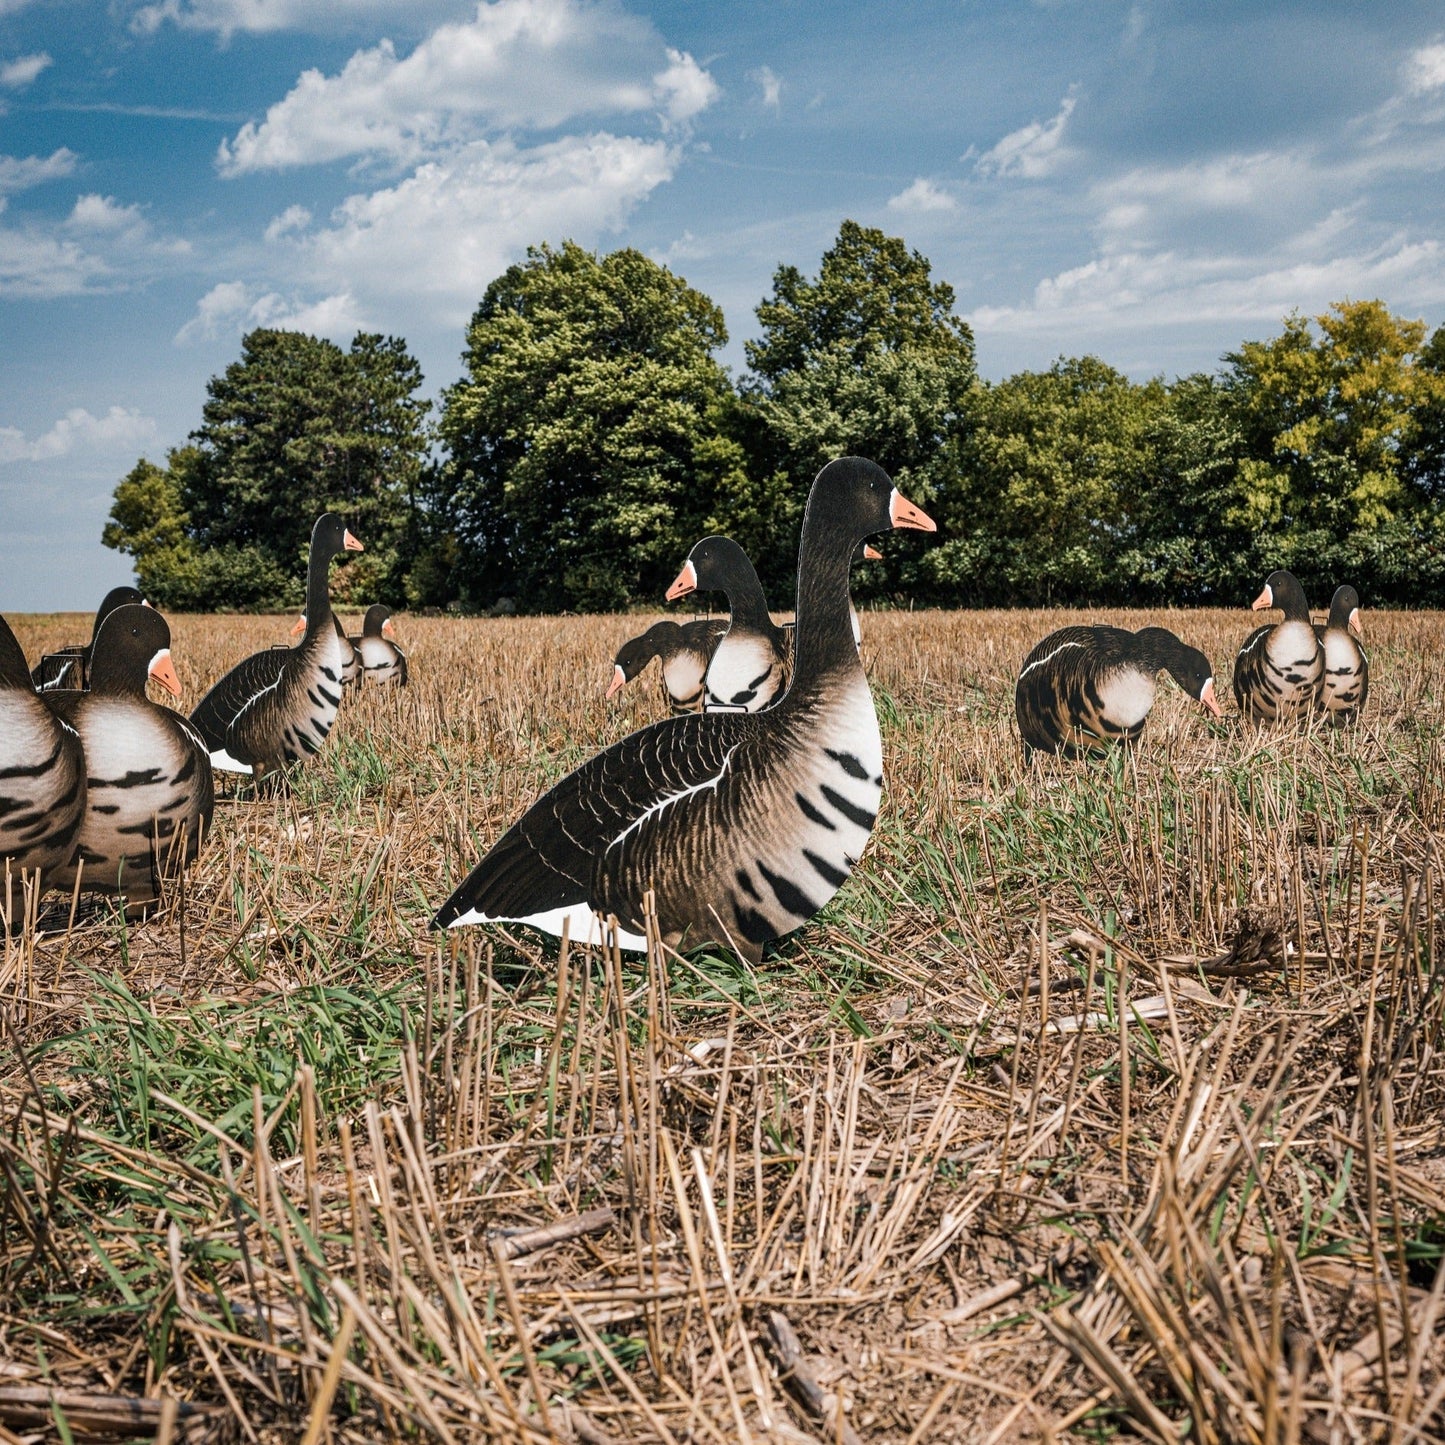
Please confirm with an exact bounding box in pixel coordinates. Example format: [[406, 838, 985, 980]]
[[131, 0, 461, 38], [0, 148, 77, 194], [0, 406, 158, 465], [975, 89, 1078, 180], [888, 177, 955, 213], [1, 52, 52, 88], [174, 279, 364, 343], [749, 65, 780, 110]]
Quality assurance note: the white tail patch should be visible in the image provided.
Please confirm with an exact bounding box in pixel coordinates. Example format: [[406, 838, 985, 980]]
[[209, 747, 253, 774], [444, 900, 649, 953]]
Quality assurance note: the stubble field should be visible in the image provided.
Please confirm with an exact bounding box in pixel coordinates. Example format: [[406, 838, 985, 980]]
[[2, 604, 1444, 1444]]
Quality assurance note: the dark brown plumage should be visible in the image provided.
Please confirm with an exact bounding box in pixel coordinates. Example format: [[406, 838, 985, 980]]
[[1233, 570, 1325, 722], [606, 618, 729, 715], [1315, 585, 1368, 723]]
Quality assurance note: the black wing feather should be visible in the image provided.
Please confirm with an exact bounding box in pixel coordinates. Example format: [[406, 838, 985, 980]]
[[189, 648, 292, 750]]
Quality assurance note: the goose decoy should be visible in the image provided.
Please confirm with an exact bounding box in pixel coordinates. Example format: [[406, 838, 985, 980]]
[[1015, 625, 1221, 757], [44, 605, 213, 910], [665, 537, 790, 712], [351, 605, 408, 686], [293, 613, 361, 686], [434, 457, 936, 962], [1233, 570, 1325, 722], [31, 585, 145, 692], [190, 514, 362, 775], [1315, 585, 1368, 723], [1, 615, 86, 891], [605, 618, 729, 715]]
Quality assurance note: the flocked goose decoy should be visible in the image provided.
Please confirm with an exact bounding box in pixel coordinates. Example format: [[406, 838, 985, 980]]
[[1233, 569, 1325, 722], [605, 618, 729, 715], [666, 537, 790, 712], [1, 614, 86, 891], [1015, 625, 1221, 757], [44, 605, 213, 910], [30, 585, 146, 692], [1315, 585, 1368, 724], [434, 457, 936, 962], [352, 605, 408, 686], [190, 514, 362, 775]]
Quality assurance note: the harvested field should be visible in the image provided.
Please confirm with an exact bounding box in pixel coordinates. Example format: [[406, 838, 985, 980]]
[[3, 604, 1444, 1443]]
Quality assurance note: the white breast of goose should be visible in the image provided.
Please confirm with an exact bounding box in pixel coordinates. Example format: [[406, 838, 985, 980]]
[[358, 634, 401, 683], [662, 650, 707, 711], [0, 695, 81, 856], [1321, 630, 1364, 700], [706, 634, 782, 711], [1096, 666, 1157, 730]]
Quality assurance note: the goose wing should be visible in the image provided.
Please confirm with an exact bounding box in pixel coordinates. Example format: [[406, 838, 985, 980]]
[[1231, 623, 1274, 711], [433, 710, 758, 929], [189, 648, 291, 752]]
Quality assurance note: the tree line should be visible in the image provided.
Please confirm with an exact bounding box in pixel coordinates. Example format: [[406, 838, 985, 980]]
[[103, 220, 1445, 614]]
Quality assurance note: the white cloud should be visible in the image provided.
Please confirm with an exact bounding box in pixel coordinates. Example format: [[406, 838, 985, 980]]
[[749, 64, 780, 110], [0, 148, 77, 194], [67, 193, 148, 236], [0, 406, 158, 465], [264, 203, 312, 241], [975, 90, 1078, 179], [216, 0, 716, 175], [1404, 40, 1445, 95], [888, 178, 956, 213], [132, 0, 462, 37], [1, 52, 51, 88], [0, 222, 109, 297], [174, 279, 365, 344]]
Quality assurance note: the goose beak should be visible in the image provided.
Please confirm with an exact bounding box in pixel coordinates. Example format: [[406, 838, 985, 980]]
[[1200, 678, 1222, 718], [291, 615, 306, 636], [1348, 607, 1363, 639], [889, 489, 936, 532], [148, 648, 182, 698], [863, 544, 882, 560], [382, 618, 396, 639], [141, 598, 152, 608], [665, 559, 698, 602], [1251, 584, 1273, 611], [343, 530, 364, 552], [605, 663, 627, 699]]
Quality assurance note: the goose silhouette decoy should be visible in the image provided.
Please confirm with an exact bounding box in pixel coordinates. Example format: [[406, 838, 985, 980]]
[[44, 605, 213, 910], [1015, 625, 1221, 757], [1233, 570, 1325, 722], [31, 585, 146, 692], [190, 514, 362, 774], [435, 457, 936, 962], [352, 605, 408, 686], [666, 537, 790, 712], [606, 618, 728, 715], [1, 614, 86, 892], [1315, 585, 1368, 723]]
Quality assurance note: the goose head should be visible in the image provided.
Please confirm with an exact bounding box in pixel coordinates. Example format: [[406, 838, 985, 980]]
[[363, 604, 395, 639], [807, 457, 936, 543], [312, 513, 364, 560], [91, 603, 181, 697], [1327, 584, 1363, 639], [607, 621, 678, 697], [665, 537, 754, 602], [1251, 569, 1310, 620]]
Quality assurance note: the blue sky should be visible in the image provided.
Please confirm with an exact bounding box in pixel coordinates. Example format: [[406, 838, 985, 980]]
[[3, 0, 1444, 611]]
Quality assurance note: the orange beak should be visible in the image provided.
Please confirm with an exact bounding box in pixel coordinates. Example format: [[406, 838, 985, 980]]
[[889, 490, 936, 532], [343, 530, 364, 552], [1200, 678, 1222, 719], [863, 544, 882, 561], [605, 663, 626, 699], [382, 618, 396, 639], [665, 559, 698, 602], [1348, 607, 1363, 639], [290, 615, 306, 636], [148, 648, 182, 699], [1251, 585, 1273, 611]]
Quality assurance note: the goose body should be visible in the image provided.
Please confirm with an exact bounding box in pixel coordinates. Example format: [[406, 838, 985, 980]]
[[1, 615, 87, 885], [1233, 571, 1325, 722], [436, 458, 936, 962], [1016, 625, 1220, 757], [607, 618, 728, 715], [31, 586, 145, 692], [45, 606, 213, 907], [666, 537, 790, 712], [352, 605, 408, 686], [191, 515, 362, 774], [1315, 585, 1368, 723]]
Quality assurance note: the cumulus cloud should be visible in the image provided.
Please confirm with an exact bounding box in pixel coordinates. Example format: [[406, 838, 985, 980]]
[[264, 203, 312, 241], [888, 178, 956, 213], [975, 90, 1078, 179], [0, 148, 77, 194], [1404, 40, 1445, 95], [174, 279, 365, 344], [68, 193, 148, 236], [216, 0, 716, 174], [749, 65, 780, 110], [1, 52, 51, 88], [0, 406, 158, 465], [0, 221, 109, 297]]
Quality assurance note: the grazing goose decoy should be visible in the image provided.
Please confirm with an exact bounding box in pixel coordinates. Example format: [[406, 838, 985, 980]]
[[45, 605, 213, 910], [1315, 585, 1368, 723], [1, 615, 86, 889], [666, 537, 790, 712], [605, 618, 729, 715], [190, 514, 362, 775], [435, 456, 936, 962], [352, 605, 408, 686], [1015, 625, 1221, 757], [1233, 570, 1325, 722], [31, 585, 146, 692]]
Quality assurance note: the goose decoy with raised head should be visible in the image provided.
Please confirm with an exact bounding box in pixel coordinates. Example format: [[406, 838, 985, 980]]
[[1315, 585, 1368, 723], [1, 615, 86, 890], [606, 618, 728, 715], [666, 537, 790, 712], [1016, 625, 1221, 757], [190, 514, 362, 774], [352, 605, 408, 686], [31, 585, 146, 692], [1233, 570, 1325, 722], [45, 605, 213, 910], [435, 457, 936, 962]]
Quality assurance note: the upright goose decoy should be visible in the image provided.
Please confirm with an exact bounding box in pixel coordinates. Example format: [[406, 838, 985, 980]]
[[666, 537, 790, 712], [45, 605, 213, 910], [1015, 625, 1221, 757], [352, 605, 408, 686], [190, 514, 362, 775], [31, 585, 146, 692], [435, 457, 936, 962], [1315, 585, 1368, 724], [1, 615, 86, 890], [605, 618, 728, 715], [1233, 570, 1325, 722]]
